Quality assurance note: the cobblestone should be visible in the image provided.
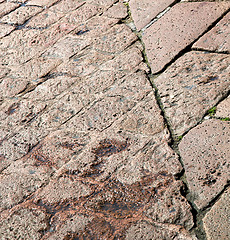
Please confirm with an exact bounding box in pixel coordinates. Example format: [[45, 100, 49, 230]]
[[0, 0, 229, 239], [203, 188, 230, 240], [143, 1, 230, 73], [193, 11, 230, 53], [179, 119, 230, 209]]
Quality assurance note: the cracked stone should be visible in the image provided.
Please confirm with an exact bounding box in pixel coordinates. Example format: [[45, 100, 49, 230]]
[[125, 221, 197, 240], [193, 12, 230, 53], [203, 188, 230, 240], [215, 96, 230, 118], [103, 1, 128, 19], [93, 24, 138, 54], [0, 6, 43, 25], [0, 2, 19, 18], [154, 51, 230, 136], [26, 9, 64, 29], [0, 23, 15, 38], [143, 1, 230, 73], [0, 77, 28, 100], [179, 119, 230, 209], [129, 0, 175, 30], [48, 0, 85, 14]]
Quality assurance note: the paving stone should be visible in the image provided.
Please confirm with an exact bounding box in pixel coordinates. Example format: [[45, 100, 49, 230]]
[[0, 77, 28, 100], [72, 15, 119, 39], [0, 99, 47, 134], [179, 119, 230, 209], [193, 12, 230, 53], [64, 71, 152, 132], [0, 23, 15, 38], [129, 0, 175, 31], [42, 214, 91, 240], [0, 2, 19, 18], [125, 221, 197, 240], [0, 28, 40, 65], [0, 129, 90, 210], [93, 24, 138, 54], [54, 48, 114, 78], [0, 5, 43, 25], [203, 188, 230, 240], [0, 204, 48, 239], [0, 126, 45, 164], [25, 8, 64, 29], [154, 51, 230, 136], [215, 96, 230, 118], [103, 1, 127, 19], [10, 56, 61, 82], [143, 1, 230, 73], [49, 0, 85, 14]]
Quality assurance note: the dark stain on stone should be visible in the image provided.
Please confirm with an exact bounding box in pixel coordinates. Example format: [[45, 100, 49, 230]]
[[92, 138, 130, 158], [76, 29, 89, 35], [34, 153, 53, 166], [6, 102, 20, 115], [36, 199, 72, 216], [60, 141, 85, 150]]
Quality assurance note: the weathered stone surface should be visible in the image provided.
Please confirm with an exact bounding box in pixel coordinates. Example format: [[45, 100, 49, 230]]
[[49, 0, 85, 14], [215, 96, 230, 118], [179, 119, 230, 209], [154, 51, 230, 136], [0, 204, 48, 239], [125, 221, 197, 240], [26, 9, 64, 29], [93, 24, 138, 54], [0, 2, 19, 18], [103, 1, 127, 19], [203, 188, 230, 240], [143, 2, 230, 73], [0, 130, 89, 210], [193, 12, 230, 53], [0, 5, 42, 25], [0, 23, 15, 38], [0, 77, 28, 100], [129, 0, 175, 30]]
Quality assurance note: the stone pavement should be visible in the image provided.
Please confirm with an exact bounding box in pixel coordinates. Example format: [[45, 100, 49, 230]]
[[0, 0, 229, 239]]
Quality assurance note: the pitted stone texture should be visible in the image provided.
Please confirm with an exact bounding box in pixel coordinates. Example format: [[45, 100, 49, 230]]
[[125, 221, 197, 240], [26, 9, 64, 29], [0, 130, 89, 210], [103, 1, 127, 19], [193, 12, 230, 53], [129, 0, 175, 31], [154, 51, 230, 136], [0, 6, 42, 25], [0, 77, 28, 100], [42, 214, 91, 240], [0, 2, 19, 18], [179, 119, 230, 209], [64, 71, 152, 132], [203, 188, 230, 240], [143, 2, 230, 73], [0, 205, 48, 239], [0, 23, 14, 38], [49, 0, 85, 14], [215, 96, 230, 118], [93, 24, 138, 54]]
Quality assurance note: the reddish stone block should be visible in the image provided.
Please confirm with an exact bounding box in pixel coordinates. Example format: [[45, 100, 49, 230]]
[[193, 12, 230, 53], [143, 1, 230, 73]]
